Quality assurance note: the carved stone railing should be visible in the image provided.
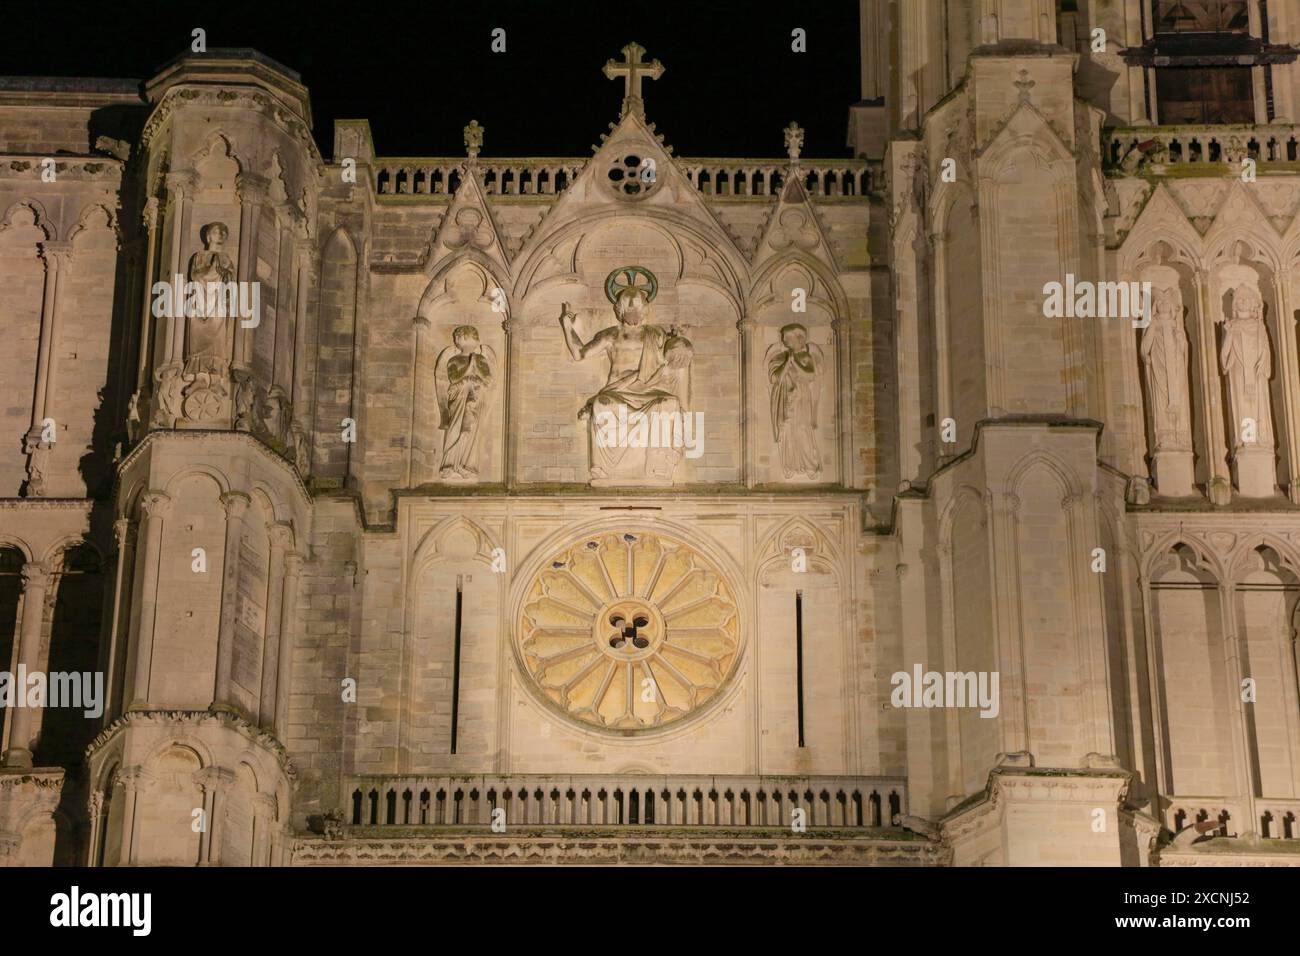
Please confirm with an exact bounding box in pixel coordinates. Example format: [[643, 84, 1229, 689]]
[[1166, 795, 1300, 840], [1257, 798, 1300, 840], [345, 774, 906, 829], [678, 159, 873, 197], [375, 159, 587, 196], [1107, 124, 1300, 172], [374, 158, 874, 198]]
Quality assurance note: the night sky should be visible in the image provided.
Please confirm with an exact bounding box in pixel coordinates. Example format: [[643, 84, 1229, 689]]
[[5, 0, 863, 160]]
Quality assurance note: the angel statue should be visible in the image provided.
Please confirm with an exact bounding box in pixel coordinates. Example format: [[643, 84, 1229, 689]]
[[559, 266, 694, 485], [766, 322, 823, 479], [434, 325, 496, 479]]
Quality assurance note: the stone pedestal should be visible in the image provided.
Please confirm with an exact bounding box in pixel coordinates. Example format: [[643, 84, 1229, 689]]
[[1152, 449, 1195, 497], [943, 766, 1134, 867], [1233, 447, 1276, 498]]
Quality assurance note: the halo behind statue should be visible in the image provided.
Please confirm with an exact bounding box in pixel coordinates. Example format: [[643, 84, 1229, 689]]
[[605, 265, 658, 304]]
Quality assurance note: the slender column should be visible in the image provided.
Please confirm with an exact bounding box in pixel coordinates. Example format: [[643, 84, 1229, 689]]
[[116, 766, 150, 866], [1219, 583, 1260, 835], [213, 492, 250, 712], [128, 492, 171, 710], [252, 793, 277, 866], [85, 790, 104, 866], [1271, 274, 1300, 502], [290, 244, 311, 412], [1194, 270, 1232, 503], [273, 552, 304, 734], [233, 174, 267, 369], [932, 229, 953, 460], [1, 562, 52, 767], [738, 316, 753, 487], [194, 767, 219, 864], [259, 523, 292, 724], [162, 173, 194, 365], [27, 243, 72, 432], [24, 242, 72, 495], [101, 518, 135, 722], [134, 198, 161, 394]]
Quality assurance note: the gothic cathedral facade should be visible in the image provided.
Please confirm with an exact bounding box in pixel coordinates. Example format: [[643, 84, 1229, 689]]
[[2, 1, 1300, 867]]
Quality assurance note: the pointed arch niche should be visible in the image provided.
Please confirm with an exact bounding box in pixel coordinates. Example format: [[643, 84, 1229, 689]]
[[1147, 542, 1235, 798], [401, 518, 502, 771], [1207, 239, 1287, 499], [755, 521, 845, 773], [411, 260, 506, 486], [933, 183, 983, 455], [750, 259, 841, 485], [1232, 544, 1300, 802], [1131, 241, 1205, 498]]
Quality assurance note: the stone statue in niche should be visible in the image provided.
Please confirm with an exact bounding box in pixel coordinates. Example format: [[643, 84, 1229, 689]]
[[1139, 284, 1192, 452], [559, 266, 695, 485], [182, 222, 237, 421], [766, 322, 824, 479], [290, 422, 310, 476], [153, 364, 185, 427], [434, 325, 496, 479], [1219, 283, 1275, 453], [232, 369, 258, 431], [260, 386, 290, 445]]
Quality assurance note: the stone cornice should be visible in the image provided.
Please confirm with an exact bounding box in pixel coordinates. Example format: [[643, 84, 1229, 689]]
[[86, 709, 298, 782], [115, 429, 311, 511], [140, 83, 325, 176], [292, 832, 949, 866], [0, 156, 122, 182], [0, 768, 65, 791], [0, 498, 95, 512]]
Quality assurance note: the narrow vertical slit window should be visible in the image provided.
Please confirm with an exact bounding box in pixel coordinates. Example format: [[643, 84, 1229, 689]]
[[451, 575, 463, 755], [795, 589, 805, 748]]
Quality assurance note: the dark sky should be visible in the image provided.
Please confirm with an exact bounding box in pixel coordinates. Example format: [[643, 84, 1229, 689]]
[[6, 0, 863, 160]]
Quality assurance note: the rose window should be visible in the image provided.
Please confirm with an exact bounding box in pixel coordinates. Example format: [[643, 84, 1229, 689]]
[[517, 530, 740, 731]]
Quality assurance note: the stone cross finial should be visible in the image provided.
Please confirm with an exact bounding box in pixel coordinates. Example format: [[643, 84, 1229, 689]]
[[784, 122, 805, 162], [463, 120, 484, 160], [603, 42, 664, 119], [1014, 69, 1035, 103]]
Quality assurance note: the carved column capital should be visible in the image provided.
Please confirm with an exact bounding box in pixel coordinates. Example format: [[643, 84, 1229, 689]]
[[164, 171, 195, 197], [996, 491, 1021, 517], [142, 197, 161, 232], [252, 792, 278, 820], [267, 521, 294, 551], [20, 562, 52, 592], [220, 491, 251, 520], [114, 765, 153, 792], [236, 173, 269, 205], [113, 517, 137, 551], [139, 490, 173, 521], [193, 766, 236, 793], [37, 240, 73, 270], [283, 552, 306, 577]]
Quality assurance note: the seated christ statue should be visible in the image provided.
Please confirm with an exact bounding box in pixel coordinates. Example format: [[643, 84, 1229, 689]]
[[559, 267, 693, 485]]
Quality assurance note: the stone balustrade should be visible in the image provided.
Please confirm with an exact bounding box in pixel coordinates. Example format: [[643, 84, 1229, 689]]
[[376, 160, 586, 196], [1107, 124, 1300, 171], [678, 159, 873, 197], [1166, 796, 1300, 840], [374, 158, 874, 198], [345, 773, 906, 829]]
